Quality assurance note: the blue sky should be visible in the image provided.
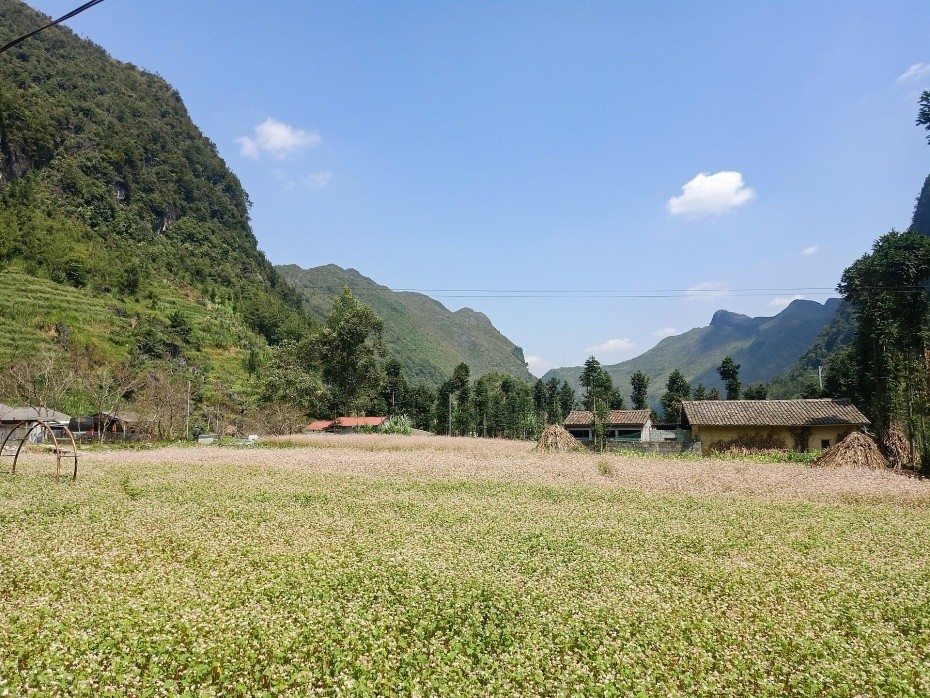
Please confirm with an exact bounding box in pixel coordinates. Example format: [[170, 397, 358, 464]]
[[24, 0, 930, 376]]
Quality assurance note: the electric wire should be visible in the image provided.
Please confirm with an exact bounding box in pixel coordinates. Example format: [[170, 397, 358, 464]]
[[0, 0, 107, 55]]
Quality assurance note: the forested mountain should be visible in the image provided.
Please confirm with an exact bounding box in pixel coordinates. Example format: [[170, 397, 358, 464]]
[[543, 298, 840, 409], [0, 0, 309, 387], [277, 264, 534, 386]]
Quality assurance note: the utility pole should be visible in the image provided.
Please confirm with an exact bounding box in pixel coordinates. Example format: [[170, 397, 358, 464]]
[[186, 379, 191, 439], [448, 392, 453, 436], [818, 365, 823, 391]]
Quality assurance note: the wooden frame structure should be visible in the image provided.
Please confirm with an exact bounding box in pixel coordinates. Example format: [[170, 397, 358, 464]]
[[0, 419, 79, 482]]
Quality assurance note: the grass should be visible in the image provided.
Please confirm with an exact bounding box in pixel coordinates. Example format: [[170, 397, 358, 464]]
[[1, 435, 929, 696]]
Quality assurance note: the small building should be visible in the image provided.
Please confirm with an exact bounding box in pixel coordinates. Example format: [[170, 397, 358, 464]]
[[563, 410, 653, 443], [680, 399, 869, 452], [305, 416, 387, 434], [0, 405, 71, 442]]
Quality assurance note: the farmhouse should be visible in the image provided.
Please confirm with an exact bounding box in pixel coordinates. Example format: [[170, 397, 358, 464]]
[[680, 399, 869, 452], [563, 409, 653, 443], [305, 416, 387, 433], [0, 404, 71, 442]]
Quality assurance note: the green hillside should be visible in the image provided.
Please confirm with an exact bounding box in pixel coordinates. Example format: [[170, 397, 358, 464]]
[[277, 264, 533, 386], [0, 0, 309, 383], [543, 299, 840, 409]]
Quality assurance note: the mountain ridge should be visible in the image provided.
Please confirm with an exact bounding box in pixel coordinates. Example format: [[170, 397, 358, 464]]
[[542, 298, 841, 408], [277, 263, 533, 386]]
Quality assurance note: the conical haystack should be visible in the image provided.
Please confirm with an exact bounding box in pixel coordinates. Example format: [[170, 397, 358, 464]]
[[535, 424, 583, 453], [813, 431, 888, 470]]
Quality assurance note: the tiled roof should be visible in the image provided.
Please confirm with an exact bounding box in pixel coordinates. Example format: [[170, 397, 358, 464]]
[[337, 416, 387, 428], [0, 406, 71, 423], [306, 420, 334, 431], [563, 410, 652, 427], [681, 399, 869, 427]]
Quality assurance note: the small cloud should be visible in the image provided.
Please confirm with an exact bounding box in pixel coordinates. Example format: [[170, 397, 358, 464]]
[[525, 355, 556, 377], [801, 245, 819, 256], [896, 63, 930, 83], [237, 117, 321, 160], [654, 327, 677, 339], [686, 281, 730, 301], [586, 338, 637, 356], [668, 171, 756, 218], [304, 171, 333, 190], [769, 294, 805, 308]]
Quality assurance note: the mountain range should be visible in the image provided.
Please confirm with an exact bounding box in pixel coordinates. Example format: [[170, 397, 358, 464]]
[[277, 264, 533, 386], [542, 298, 842, 409]]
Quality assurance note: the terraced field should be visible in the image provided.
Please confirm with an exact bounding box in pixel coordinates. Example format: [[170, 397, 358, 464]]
[[2, 435, 929, 696], [0, 271, 254, 390]]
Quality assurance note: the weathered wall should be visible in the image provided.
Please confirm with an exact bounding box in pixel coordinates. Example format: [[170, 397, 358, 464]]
[[693, 425, 854, 452]]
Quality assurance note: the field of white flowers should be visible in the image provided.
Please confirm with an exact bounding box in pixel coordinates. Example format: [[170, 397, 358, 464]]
[[2, 434, 929, 696]]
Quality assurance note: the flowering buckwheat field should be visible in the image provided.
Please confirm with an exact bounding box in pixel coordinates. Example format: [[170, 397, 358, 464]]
[[2, 434, 929, 696]]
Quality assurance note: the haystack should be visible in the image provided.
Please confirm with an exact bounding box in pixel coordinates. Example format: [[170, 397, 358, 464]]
[[812, 431, 887, 470], [535, 424, 582, 453]]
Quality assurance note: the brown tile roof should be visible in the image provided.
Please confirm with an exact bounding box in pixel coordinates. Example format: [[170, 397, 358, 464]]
[[681, 399, 869, 427], [563, 410, 652, 427]]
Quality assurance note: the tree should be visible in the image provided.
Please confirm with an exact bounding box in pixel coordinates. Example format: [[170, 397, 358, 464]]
[[918, 90, 930, 144], [743, 384, 768, 400], [0, 347, 76, 412], [558, 381, 576, 418], [717, 356, 741, 400], [580, 356, 613, 449], [381, 359, 408, 415], [692, 383, 707, 401], [630, 371, 649, 410], [312, 287, 385, 416], [838, 229, 930, 467], [256, 339, 324, 414], [660, 369, 691, 423]]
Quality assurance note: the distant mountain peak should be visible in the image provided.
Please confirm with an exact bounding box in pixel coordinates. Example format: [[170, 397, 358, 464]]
[[709, 309, 752, 328]]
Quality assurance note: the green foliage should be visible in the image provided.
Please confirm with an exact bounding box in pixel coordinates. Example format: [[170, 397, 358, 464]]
[[742, 383, 768, 400], [717, 355, 741, 400], [630, 370, 649, 410], [838, 229, 930, 468], [380, 414, 413, 435], [310, 287, 385, 415], [661, 369, 691, 423], [918, 90, 930, 145], [0, 0, 313, 399]]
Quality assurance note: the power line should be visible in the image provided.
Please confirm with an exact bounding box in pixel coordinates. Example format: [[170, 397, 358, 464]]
[[0, 0, 107, 55]]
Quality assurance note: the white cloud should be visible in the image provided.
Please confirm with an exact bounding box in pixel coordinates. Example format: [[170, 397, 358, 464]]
[[769, 294, 805, 309], [237, 118, 321, 160], [686, 281, 730, 301], [653, 326, 678, 339], [304, 171, 333, 190], [801, 245, 819, 256], [525, 355, 556, 378], [896, 63, 930, 83], [667, 171, 756, 217], [586, 338, 637, 355]]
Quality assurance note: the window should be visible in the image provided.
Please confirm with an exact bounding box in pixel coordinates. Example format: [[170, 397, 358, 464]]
[[821, 439, 830, 449]]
